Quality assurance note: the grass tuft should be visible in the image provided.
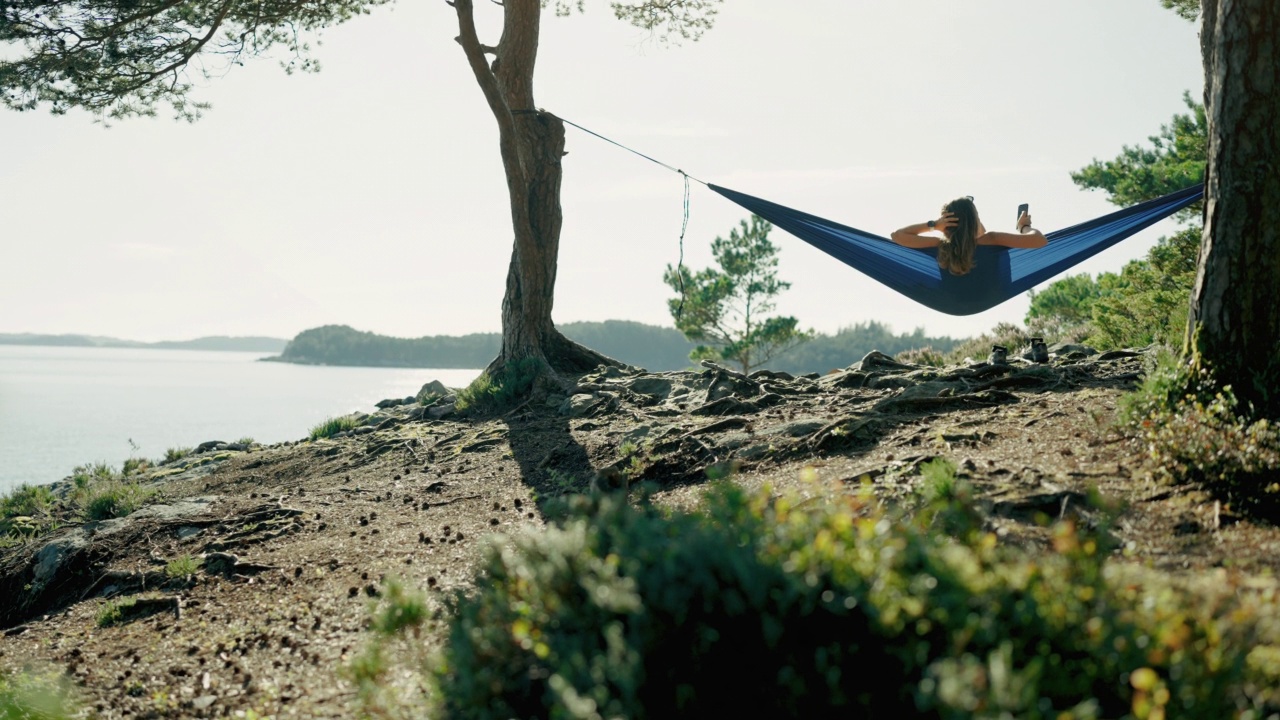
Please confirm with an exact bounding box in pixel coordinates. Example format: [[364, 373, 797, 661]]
[[165, 555, 202, 579], [0, 484, 56, 519], [454, 358, 541, 415], [309, 415, 362, 441], [96, 598, 137, 628], [82, 482, 155, 522]]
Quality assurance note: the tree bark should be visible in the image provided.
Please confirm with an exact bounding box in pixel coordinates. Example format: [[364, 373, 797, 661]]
[[453, 0, 617, 379], [1188, 0, 1280, 416]]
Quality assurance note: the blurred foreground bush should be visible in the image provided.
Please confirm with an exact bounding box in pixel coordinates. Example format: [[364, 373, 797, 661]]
[[420, 474, 1275, 719]]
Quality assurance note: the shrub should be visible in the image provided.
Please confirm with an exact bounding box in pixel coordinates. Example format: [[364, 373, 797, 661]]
[[82, 482, 155, 522], [1119, 349, 1280, 516], [895, 346, 946, 367], [1025, 272, 1102, 343], [0, 484, 56, 518], [309, 415, 362, 441], [162, 446, 192, 464], [428, 480, 1263, 719], [454, 358, 541, 415], [942, 322, 1032, 365], [0, 669, 75, 719], [121, 457, 150, 476]]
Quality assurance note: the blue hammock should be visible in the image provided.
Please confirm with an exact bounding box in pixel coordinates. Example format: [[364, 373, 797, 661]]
[[709, 184, 1204, 316]]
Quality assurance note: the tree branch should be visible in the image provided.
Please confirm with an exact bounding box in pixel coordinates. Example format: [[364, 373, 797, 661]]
[[452, 0, 523, 186]]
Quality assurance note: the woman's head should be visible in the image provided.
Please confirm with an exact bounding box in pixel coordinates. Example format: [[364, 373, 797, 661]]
[[937, 196, 980, 276]]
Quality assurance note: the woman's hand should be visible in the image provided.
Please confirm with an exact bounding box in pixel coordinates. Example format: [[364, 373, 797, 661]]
[[933, 212, 958, 233], [1017, 211, 1033, 232]]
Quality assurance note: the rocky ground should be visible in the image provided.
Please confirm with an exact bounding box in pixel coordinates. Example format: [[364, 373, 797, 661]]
[[3, 348, 1279, 718]]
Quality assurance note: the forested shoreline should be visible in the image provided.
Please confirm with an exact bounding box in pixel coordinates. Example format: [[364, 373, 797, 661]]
[[269, 320, 962, 374]]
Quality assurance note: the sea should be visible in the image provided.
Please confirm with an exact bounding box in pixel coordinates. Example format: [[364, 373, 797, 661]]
[[0, 345, 481, 494]]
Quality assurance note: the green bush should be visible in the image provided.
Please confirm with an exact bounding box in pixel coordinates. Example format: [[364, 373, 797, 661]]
[[0, 668, 74, 719], [1122, 353, 1280, 516], [82, 482, 155, 522], [162, 446, 192, 464], [309, 415, 362, 440], [0, 484, 56, 519], [454, 358, 541, 415], [1025, 272, 1103, 343], [428, 480, 1264, 719]]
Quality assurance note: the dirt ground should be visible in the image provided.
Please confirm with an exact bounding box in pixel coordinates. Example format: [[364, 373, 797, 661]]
[[3, 350, 1279, 718]]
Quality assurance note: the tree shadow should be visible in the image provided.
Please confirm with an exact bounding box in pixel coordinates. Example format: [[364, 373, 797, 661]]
[[503, 408, 598, 519]]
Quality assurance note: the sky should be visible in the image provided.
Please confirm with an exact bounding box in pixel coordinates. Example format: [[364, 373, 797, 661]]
[[0, 0, 1204, 343]]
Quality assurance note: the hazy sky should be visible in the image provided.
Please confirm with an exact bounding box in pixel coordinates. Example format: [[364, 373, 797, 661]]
[[0, 1, 1203, 342]]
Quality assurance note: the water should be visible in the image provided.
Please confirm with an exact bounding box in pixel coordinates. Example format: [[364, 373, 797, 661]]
[[0, 345, 481, 493]]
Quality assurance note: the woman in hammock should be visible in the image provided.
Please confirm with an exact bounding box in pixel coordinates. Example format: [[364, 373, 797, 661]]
[[890, 196, 1046, 275]]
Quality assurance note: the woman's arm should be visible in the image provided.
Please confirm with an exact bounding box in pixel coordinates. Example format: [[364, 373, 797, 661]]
[[975, 212, 1047, 248], [891, 213, 954, 248]]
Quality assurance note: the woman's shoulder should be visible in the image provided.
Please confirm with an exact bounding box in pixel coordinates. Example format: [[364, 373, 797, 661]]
[[977, 231, 1047, 249]]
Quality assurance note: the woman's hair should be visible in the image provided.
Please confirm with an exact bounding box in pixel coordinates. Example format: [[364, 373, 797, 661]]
[[936, 196, 980, 276]]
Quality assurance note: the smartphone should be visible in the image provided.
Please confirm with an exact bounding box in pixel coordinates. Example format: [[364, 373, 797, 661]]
[[1017, 203, 1029, 222]]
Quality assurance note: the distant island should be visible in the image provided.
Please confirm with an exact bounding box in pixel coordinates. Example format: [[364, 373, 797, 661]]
[[0, 333, 289, 353], [267, 321, 962, 374]]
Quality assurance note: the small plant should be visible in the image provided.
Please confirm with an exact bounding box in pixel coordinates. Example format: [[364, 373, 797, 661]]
[[454, 358, 541, 415], [0, 668, 75, 719], [96, 598, 137, 628], [370, 579, 427, 636], [165, 555, 202, 579], [235, 436, 256, 446], [544, 469, 582, 497], [0, 484, 56, 518], [82, 482, 155, 521], [350, 579, 435, 718], [309, 415, 362, 440], [121, 457, 150, 476], [162, 446, 192, 464]]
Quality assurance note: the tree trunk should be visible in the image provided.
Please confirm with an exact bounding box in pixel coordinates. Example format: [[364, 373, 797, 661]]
[[1188, 0, 1280, 417], [453, 0, 617, 379]]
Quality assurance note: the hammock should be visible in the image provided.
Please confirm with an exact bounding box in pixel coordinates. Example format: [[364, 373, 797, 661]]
[[708, 184, 1204, 316]]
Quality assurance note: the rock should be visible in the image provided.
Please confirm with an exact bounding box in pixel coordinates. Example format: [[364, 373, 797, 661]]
[[851, 351, 913, 374], [353, 426, 375, 436], [416, 380, 450, 402], [1048, 343, 1098, 359], [765, 418, 828, 439], [375, 397, 410, 409], [560, 393, 605, 418], [202, 552, 240, 575], [748, 369, 795, 381], [222, 442, 249, 452], [192, 696, 217, 711], [625, 377, 674, 399], [692, 396, 757, 416], [818, 371, 870, 390], [1096, 349, 1144, 362], [194, 440, 226, 454], [427, 403, 456, 420], [32, 533, 90, 590]]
